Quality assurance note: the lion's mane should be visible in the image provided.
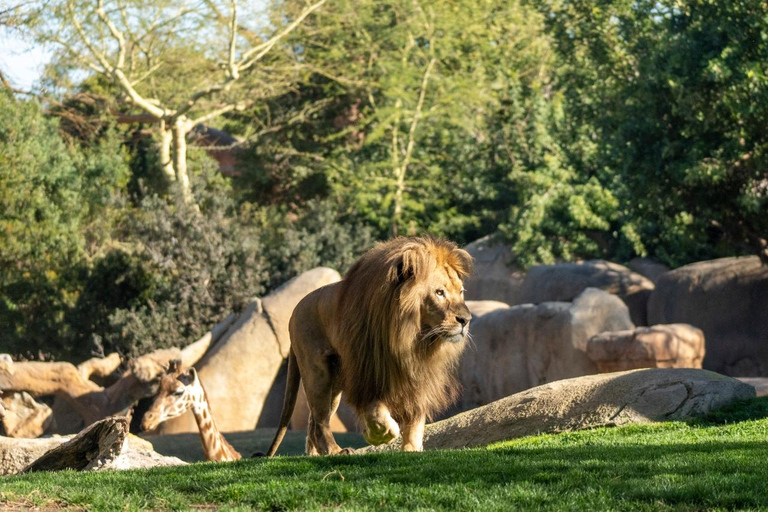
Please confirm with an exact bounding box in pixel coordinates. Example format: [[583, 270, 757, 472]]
[[334, 236, 473, 423]]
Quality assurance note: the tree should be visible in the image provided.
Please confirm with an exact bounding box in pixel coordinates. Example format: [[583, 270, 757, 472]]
[[247, 0, 582, 245], [12, 0, 328, 203], [538, 0, 768, 266], [0, 90, 129, 359]]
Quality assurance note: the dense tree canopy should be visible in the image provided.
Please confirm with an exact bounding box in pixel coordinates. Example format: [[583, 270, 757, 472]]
[[539, 0, 768, 265]]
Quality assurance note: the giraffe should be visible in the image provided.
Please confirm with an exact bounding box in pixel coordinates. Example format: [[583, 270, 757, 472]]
[[141, 359, 241, 462]]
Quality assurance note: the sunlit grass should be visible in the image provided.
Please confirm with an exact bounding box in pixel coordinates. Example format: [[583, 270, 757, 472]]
[[3, 398, 768, 511]]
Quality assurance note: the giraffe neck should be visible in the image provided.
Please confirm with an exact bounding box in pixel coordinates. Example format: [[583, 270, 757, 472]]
[[189, 385, 241, 462]]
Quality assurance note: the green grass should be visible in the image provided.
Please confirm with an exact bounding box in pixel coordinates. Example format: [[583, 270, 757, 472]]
[[4, 398, 768, 511]]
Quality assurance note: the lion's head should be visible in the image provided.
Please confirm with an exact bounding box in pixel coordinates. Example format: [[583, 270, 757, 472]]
[[337, 236, 474, 422]]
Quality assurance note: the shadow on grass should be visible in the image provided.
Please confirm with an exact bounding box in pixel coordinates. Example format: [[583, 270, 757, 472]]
[[6, 397, 768, 510], [689, 395, 768, 426]]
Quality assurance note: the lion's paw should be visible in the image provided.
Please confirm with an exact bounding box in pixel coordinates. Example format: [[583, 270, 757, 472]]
[[363, 417, 401, 445]]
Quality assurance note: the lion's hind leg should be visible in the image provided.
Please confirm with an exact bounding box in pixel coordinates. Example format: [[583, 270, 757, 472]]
[[300, 354, 351, 455]]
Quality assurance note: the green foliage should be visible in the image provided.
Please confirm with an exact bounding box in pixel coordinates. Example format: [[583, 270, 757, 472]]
[[0, 91, 129, 359], [6, 0, 768, 360], [539, 0, 768, 266], [90, 175, 267, 358], [256, 200, 375, 289], [3, 398, 768, 510]]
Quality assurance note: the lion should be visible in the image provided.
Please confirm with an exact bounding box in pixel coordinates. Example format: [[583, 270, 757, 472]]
[[265, 236, 473, 456]]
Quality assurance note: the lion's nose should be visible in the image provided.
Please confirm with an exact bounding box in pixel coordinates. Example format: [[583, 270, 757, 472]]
[[456, 314, 470, 327]]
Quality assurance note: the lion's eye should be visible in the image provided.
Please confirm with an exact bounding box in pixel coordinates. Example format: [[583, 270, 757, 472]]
[[435, 289, 445, 297]]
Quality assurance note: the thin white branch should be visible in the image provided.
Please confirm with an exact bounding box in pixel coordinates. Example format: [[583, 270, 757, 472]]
[[227, 0, 239, 80], [190, 101, 252, 127], [95, 0, 126, 70], [67, 0, 112, 72], [239, 0, 328, 71], [401, 57, 436, 174], [129, 62, 163, 86]]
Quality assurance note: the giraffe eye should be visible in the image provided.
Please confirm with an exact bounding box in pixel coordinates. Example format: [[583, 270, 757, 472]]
[[436, 289, 445, 297], [173, 388, 184, 396]]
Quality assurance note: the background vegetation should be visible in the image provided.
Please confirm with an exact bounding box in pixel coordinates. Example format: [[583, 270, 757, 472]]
[[1, 0, 766, 361]]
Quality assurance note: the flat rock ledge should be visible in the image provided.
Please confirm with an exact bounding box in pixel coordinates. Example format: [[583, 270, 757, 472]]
[[361, 368, 755, 452]]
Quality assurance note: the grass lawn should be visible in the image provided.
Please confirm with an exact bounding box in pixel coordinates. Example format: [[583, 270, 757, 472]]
[[3, 397, 768, 511]]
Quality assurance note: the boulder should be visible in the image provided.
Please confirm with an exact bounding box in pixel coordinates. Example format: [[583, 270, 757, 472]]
[[1, 392, 54, 438], [466, 300, 510, 318], [156, 267, 352, 434], [586, 324, 705, 373], [463, 235, 524, 305], [517, 260, 655, 326], [737, 378, 768, 397], [363, 368, 755, 452], [628, 257, 670, 284], [458, 288, 634, 412], [647, 256, 768, 376]]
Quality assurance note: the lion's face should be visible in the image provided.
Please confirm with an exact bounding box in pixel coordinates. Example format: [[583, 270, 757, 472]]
[[418, 264, 471, 343]]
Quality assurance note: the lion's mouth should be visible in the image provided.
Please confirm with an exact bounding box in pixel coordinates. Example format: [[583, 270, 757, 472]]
[[445, 327, 468, 343]]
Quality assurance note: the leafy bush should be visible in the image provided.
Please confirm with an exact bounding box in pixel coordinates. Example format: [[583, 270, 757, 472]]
[[94, 187, 266, 357], [257, 200, 375, 290], [0, 91, 129, 360]]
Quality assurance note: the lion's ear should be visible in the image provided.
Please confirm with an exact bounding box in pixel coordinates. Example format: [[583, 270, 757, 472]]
[[395, 261, 412, 284], [454, 248, 474, 277], [391, 248, 428, 284]]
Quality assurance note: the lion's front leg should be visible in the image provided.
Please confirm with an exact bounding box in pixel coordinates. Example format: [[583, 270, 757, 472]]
[[362, 402, 401, 446], [401, 415, 425, 452]]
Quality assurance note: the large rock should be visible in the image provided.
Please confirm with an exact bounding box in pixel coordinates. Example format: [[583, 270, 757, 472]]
[[458, 288, 634, 412], [364, 368, 755, 452], [628, 257, 670, 284], [463, 235, 524, 305], [518, 260, 655, 326], [587, 324, 705, 373], [156, 268, 349, 434], [466, 300, 510, 318], [648, 256, 768, 376], [1, 392, 54, 438]]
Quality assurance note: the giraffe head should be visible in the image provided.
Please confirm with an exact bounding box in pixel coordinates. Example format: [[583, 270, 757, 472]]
[[141, 359, 200, 431]]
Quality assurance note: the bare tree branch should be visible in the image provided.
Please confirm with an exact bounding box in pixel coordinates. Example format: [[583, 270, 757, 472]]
[[190, 100, 252, 127], [227, 0, 239, 80], [95, 0, 126, 70], [239, 0, 328, 71]]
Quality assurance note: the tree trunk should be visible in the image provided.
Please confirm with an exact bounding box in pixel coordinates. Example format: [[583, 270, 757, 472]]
[[392, 167, 405, 238], [172, 117, 192, 203], [159, 121, 175, 183]]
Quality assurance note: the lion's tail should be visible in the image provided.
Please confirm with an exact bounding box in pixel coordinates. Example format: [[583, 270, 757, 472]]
[[266, 347, 300, 457]]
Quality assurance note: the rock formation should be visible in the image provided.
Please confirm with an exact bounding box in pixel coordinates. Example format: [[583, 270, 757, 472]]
[[648, 256, 768, 376], [364, 368, 755, 452], [458, 288, 634, 412], [587, 324, 705, 372]]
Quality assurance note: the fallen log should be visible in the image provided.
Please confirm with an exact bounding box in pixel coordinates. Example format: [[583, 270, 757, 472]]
[[21, 416, 127, 473], [0, 314, 239, 433]]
